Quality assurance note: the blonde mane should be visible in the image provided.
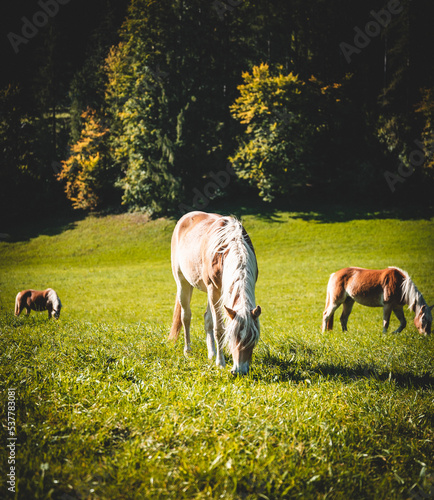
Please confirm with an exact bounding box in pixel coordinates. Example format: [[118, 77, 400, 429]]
[[390, 267, 431, 318], [45, 289, 62, 319], [208, 217, 259, 350], [46, 288, 61, 310]]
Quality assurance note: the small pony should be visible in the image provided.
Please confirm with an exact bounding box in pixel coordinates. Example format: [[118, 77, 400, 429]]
[[169, 211, 261, 375], [14, 289, 62, 319], [322, 267, 432, 335]]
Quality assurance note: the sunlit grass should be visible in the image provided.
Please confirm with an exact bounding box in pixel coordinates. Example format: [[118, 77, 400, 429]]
[[0, 209, 433, 499]]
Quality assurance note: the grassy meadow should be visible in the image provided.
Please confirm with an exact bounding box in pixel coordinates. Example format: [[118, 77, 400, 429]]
[[0, 206, 433, 499]]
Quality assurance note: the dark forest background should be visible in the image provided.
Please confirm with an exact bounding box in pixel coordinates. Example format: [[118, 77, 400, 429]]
[[1, 0, 434, 222]]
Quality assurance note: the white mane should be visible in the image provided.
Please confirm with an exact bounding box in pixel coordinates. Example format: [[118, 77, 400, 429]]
[[208, 217, 259, 350], [47, 288, 62, 312], [390, 267, 430, 318]]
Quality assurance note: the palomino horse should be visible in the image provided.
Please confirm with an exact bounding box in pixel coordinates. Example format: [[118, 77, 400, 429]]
[[14, 289, 62, 319], [322, 267, 432, 335], [169, 211, 261, 375]]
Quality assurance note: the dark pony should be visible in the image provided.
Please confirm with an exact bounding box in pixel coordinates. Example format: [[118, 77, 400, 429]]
[[15, 289, 62, 319]]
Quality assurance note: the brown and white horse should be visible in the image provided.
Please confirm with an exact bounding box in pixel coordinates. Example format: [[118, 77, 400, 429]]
[[14, 289, 62, 319], [169, 211, 261, 375], [322, 267, 432, 335]]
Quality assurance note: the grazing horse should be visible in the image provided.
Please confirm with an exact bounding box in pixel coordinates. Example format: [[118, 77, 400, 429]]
[[169, 211, 261, 375], [322, 267, 432, 335], [14, 289, 62, 319]]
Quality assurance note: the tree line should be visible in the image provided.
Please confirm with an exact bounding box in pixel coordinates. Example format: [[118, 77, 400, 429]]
[[1, 0, 433, 220]]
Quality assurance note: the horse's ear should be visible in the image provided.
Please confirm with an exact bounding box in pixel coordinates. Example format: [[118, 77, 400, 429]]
[[224, 306, 237, 320], [430, 305, 434, 311], [251, 305, 261, 319]]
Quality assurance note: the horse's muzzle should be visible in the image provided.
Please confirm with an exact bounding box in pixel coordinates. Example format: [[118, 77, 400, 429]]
[[231, 363, 250, 376]]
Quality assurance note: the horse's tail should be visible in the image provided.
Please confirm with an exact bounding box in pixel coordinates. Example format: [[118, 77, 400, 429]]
[[168, 296, 182, 341], [326, 310, 334, 330], [324, 273, 334, 305], [323, 273, 335, 330], [14, 292, 22, 316]]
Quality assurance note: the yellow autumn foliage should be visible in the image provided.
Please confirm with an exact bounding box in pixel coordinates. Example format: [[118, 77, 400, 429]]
[[58, 109, 108, 210]]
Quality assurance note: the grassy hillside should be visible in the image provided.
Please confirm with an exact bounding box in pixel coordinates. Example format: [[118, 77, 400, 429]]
[[1, 209, 433, 499]]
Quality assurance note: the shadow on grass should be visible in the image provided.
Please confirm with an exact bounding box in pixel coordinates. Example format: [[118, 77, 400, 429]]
[[252, 352, 434, 389], [2, 197, 433, 243], [245, 203, 434, 224], [209, 196, 434, 224], [1, 209, 87, 243], [314, 361, 434, 388]]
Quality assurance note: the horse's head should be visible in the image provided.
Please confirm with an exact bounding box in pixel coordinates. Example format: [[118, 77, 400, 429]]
[[52, 300, 62, 320], [47, 290, 62, 319], [414, 304, 433, 335], [224, 305, 261, 375]]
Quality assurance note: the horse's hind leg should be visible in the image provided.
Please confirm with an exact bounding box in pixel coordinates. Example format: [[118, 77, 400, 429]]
[[322, 275, 344, 332], [180, 283, 194, 354], [391, 305, 406, 333], [322, 303, 338, 331], [322, 298, 343, 332], [169, 277, 193, 354], [340, 297, 355, 331], [204, 302, 216, 360]]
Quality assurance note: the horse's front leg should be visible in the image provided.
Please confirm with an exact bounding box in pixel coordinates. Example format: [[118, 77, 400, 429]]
[[382, 304, 393, 333], [204, 301, 216, 360], [208, 287, 225, 369], [392, 305, 407, 333]]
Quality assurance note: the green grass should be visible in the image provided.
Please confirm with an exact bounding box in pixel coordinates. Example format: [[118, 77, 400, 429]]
[[1, 209, 433, 499]]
